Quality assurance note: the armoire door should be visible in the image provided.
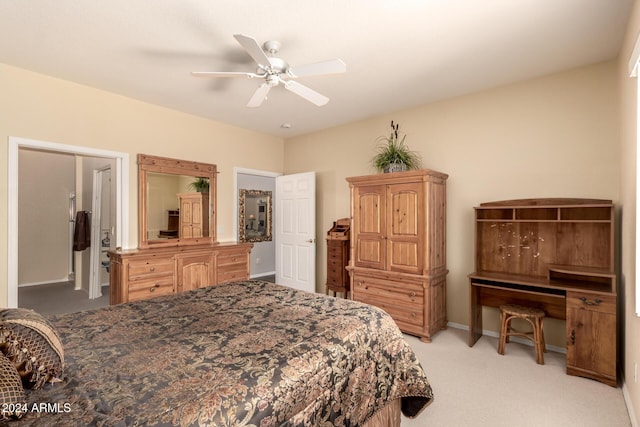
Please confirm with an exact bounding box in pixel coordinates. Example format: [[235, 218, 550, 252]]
[[386, 182, 423, 274], [352, 184, 386, 270]]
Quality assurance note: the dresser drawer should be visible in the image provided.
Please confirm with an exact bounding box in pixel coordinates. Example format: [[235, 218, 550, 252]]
[[128, 259, 174, 280], [128, 276, 174, 301], [217, 268, 248, 284], [217, 251, 247, 267], [327, 269, 346, 285], [567, 291, 616, 315]]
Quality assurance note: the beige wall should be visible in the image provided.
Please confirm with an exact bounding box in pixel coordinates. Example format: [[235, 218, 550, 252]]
[[619, 0, 640, 421], [0, 63, 284, 307], [285, 60, 620, 351]]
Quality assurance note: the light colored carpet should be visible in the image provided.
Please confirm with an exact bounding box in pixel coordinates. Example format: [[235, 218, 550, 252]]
[[403, 327, 631, 427]]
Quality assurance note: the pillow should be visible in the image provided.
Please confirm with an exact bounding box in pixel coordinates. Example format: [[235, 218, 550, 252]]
[[0, 352, 26, 420], [0, 308, 64, 389]]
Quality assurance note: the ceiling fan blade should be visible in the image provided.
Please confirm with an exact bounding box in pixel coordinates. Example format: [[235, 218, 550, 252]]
[[289, 59, 346, 78], [284, 80, 329, 106], [191, 71, 259, 78], [247, 84, 271, 108], [234, 34, 271, 68]]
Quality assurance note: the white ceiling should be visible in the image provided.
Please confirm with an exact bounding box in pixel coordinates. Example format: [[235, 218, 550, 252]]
[[0, 0, 633, 138]]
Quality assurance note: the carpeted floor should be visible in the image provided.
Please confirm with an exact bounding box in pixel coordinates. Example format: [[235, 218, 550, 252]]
[[18, 281, 110, 316], [403, 327, 631, 427]]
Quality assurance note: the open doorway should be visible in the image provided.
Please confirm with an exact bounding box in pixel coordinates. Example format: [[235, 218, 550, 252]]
[[234, 167, 279, 280], [7, 137, 129, 313]]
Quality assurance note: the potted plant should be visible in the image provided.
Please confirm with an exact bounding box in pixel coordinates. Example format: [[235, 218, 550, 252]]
[[371, 121, 421, 173], [188, 177, 210, 193]]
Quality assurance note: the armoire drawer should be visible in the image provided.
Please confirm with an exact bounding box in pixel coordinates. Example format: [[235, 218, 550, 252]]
[[352, 275, 424, 327], [352, 275, 423, 304]]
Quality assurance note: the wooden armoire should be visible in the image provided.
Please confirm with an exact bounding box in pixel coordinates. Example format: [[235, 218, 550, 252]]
[[346, 169, 448, 342], [177, 192, 209, 238]]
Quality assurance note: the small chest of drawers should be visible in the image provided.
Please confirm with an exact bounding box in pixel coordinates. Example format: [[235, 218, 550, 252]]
[[325, 219, 350, 298]]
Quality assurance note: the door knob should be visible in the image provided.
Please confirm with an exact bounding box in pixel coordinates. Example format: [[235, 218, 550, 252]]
[[306, 238, 316, 243]]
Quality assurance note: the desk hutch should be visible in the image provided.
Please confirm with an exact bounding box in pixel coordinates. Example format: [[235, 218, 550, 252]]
[[468, 198, 617, 386]]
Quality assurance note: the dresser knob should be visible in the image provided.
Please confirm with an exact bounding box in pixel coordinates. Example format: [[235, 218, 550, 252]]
[[409, 292, 416, 298], [150, 267, 156, 272], [150, 283, 160, 292]]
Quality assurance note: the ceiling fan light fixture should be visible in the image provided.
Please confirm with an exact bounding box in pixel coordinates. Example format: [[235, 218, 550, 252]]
[[192, 34, 345, 108]]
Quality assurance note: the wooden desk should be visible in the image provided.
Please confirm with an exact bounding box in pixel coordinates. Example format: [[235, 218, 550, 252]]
[[468, 268, 617, 387]]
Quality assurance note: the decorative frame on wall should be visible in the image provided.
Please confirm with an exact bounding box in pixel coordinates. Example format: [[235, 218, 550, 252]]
[[238, 189, 272, 243]]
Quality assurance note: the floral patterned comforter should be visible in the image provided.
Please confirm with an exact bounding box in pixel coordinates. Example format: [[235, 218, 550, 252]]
[[12, 280, 433, 426]]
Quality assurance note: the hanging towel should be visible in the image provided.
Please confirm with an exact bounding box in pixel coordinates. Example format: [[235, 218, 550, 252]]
[[73, 211, 91, 251]]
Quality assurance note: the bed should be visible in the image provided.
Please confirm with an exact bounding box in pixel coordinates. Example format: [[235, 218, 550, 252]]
[[1, 280, 433, 426]]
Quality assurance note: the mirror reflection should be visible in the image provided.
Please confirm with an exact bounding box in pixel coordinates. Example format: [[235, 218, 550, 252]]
[[239, 189, 272, 242], [147, 172, 210, 241]]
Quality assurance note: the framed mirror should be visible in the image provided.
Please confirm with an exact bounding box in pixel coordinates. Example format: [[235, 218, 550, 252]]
[[239, 189, 272, 243], [138, 154, 217, 248]]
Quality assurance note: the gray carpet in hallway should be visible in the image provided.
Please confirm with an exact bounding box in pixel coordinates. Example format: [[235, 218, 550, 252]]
[[18, 281, 110, 316]]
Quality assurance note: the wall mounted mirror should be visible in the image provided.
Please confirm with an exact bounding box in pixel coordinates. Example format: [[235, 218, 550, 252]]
[[239, 189, 272, 243], [138, 154, 217, 248]]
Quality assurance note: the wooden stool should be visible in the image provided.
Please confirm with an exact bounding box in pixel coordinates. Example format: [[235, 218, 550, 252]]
[[498, 304, 546, 365]]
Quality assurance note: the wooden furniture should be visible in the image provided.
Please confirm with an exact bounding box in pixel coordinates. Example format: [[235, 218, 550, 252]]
[[138, 154, 216, 248], [325, 218, 350, 298], [109, 154, 253, 305], [346, 169, 448, 342], [178, 192, 209, 238], [109, 243, 252, 304], [468, 198, 617, 386], [498, 304, 546, 364]]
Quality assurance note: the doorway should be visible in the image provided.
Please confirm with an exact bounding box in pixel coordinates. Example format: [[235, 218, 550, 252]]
[[7, 136, 129, 310], [234, 167, 279, 279]]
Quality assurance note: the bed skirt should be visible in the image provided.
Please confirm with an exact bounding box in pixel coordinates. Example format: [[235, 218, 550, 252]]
[[363, 399, 401, 427]]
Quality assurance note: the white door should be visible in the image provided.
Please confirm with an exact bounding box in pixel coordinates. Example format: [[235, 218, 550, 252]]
[[275, 172, 316, 293]]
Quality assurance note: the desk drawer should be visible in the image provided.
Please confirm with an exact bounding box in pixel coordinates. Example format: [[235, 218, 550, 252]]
[[567, 291, 616, 315]]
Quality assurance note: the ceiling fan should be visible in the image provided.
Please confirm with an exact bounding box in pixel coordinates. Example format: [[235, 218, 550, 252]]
[[191, 34, 346, 108]]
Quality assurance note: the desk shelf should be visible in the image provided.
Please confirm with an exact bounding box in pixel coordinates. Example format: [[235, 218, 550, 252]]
[[470, 198, 617, 387]]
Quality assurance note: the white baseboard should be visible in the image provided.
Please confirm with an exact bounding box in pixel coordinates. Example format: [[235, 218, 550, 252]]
[[18, 278, 71, 288], [251, 271, 276, 279], [623, 379, 639, 427]]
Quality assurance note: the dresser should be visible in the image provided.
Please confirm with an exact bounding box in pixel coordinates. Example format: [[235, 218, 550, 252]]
[[109, 242, 252, 304], [346, 169, 448, 342]]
